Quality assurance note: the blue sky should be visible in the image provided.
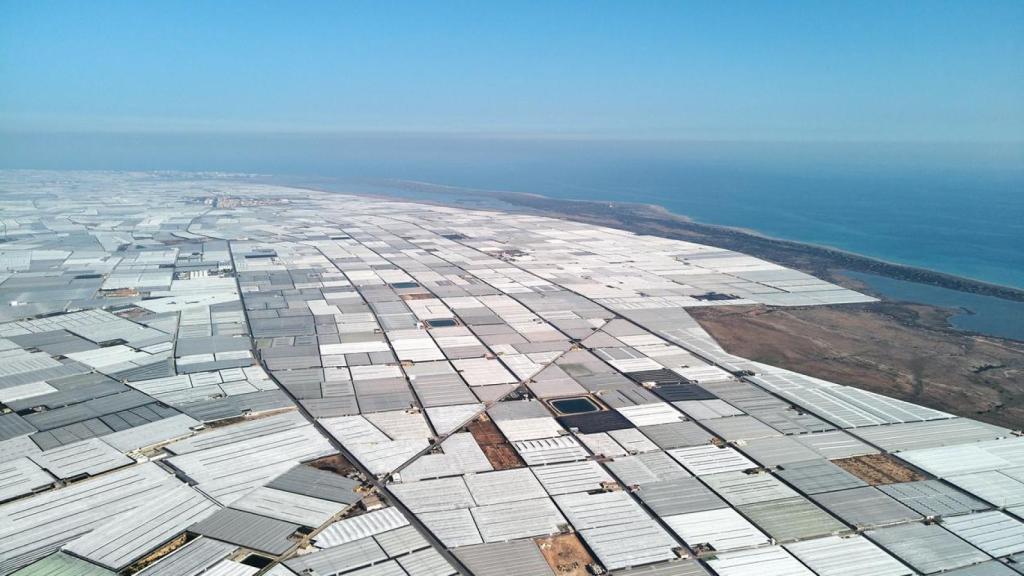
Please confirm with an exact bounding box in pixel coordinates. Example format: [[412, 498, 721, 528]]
[[2, 0, 1022, 141]]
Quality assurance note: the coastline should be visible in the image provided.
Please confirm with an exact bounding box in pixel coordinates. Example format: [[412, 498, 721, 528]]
[[367, 179, 1024, 303], [264, 173, 1024, 343], [338, 178, 1024, 426], [263, 173, 1024, 427]]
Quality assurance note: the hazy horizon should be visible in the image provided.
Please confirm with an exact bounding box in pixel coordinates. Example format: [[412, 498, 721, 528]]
[[2, 131, 1022, 173]]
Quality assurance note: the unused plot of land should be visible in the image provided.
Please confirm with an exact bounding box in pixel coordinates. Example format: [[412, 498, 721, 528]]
[[690, 303, 1024, 429], [535, 534, 595, 576], [468, 417, 524, 470], [308, 454, 360, 477], [834, 454, 923, 485]]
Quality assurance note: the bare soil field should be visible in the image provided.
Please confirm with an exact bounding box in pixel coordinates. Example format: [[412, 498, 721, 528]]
[[535, 534, 595, 576], [834, 454, 924, 485], [467, 416, 525, 470], [690, 303, 1024, 429], [308, 454, 360, 476], [125, 534, 192, 574]]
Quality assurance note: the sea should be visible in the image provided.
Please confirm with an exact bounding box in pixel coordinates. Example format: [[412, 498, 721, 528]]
[[3, 133, 1023, 339]]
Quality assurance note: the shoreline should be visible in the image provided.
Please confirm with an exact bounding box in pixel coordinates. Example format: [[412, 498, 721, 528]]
[[322, 177, 1024, 303], [272, 174, 1024, 426]]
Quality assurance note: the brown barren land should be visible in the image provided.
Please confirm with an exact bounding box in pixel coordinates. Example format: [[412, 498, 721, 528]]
[[834, 454, 924, 485], [535, 534, 595, 576], [689, 303, 1024, 429], [307, 453, 359, 476], [467, 417, 525, 470], [124, 533, 192, 574]]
